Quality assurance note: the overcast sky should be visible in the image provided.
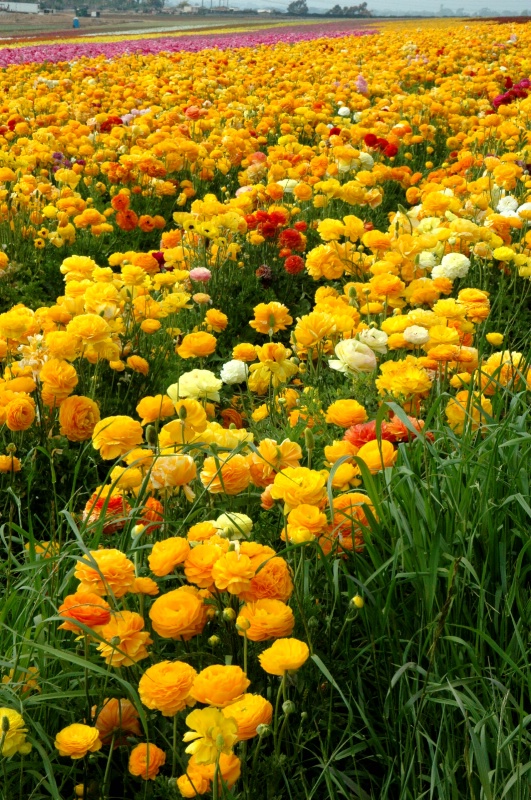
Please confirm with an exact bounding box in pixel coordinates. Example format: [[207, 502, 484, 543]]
[[222, 0, 531, 12]]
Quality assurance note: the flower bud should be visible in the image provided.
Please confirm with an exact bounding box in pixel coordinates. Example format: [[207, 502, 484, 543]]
[[2, 715, 10, 733], [145, 424, 158, 447], [109, 636, 121, 648], [256, 723, 271, 737], [351, 594, 364, 609], [304, 427, 315, 452], [6, 443, 16, 454], [282, 700, 296, 715], [236, 615, 251, 632], [222, 607, 236, 622], [208, 635, 220, 647]]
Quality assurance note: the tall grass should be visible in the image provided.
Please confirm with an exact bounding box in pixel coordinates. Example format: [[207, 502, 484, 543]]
[[1, 392, 529, 799]]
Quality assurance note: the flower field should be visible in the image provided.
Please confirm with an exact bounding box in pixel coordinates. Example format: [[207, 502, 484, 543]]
[[0, 16, 530, 800]]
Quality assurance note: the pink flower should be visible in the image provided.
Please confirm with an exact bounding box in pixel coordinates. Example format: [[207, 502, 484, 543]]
[[189, 268, 212, 283]]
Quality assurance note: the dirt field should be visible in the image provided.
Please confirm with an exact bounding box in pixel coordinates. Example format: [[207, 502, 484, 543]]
[[0, 12, 316, 39]]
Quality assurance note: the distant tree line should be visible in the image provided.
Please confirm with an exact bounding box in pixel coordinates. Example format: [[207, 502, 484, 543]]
[[287, 0, 372, 16]]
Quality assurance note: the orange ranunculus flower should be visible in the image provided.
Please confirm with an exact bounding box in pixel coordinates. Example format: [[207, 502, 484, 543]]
[[138, 497, 164, 532], [205, 308, 228, 332], [249, 302, 293, 335], [259, 637, 310, 676], [5, 395, 36, 431], [187, 752, 241, 789], [200, 453, 251, 495], [59, 395, 100, 442], [176, 769, 210, 798], [39, 358, 78, 399], [131, 577, 159, 596], [177, 332, 217, 359], [221, 694, 273, 741], [237, 599, 294, 642], [212, 551, 255, 595], [127, 355, 149, 375], [148, 537, 190, 577], [58, 591, 111, 633], [286, 504, 328, 536], [92, 698, 142, 746], [116, 209, 139, 232], [354, 440, 397, 474], [54, 724, 102, 759], [232, 343, 257, 362], [159, 399, 207, 444], [247, 438, 303, 488], [92, 415, 144, 460], [325, 399, 367, 428], [66, 313, 111, 345], [0, 455, 21, 472], [136, 395, 175, 426], [184, 542, 225, 588], [128, 742, 166, 781], [191, 665, 250, 708], [149, 586, 208, 640], [149, 453, 197, 491], [97, 610, 152, 667], [74, 549, 136, 598], [270, 467, 327, 512], [187, 521, 218, 543], [139, 660, 197, 716], [239, 557, 293, 603]]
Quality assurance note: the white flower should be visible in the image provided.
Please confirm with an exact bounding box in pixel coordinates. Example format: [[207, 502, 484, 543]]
[[329, 339, 377, 376], [337, 106, 351, 117], [403, 325, 430, 345], [220, 360, 249, 385], [352, 112, 363, 122], [418, 251, 437, 269], [358, 328, 388, 354], [431, 253, 470, 281], [277, 179, 299, 193], [358, 152, 374, 169], [517, 202, 531, 216], [215, 512, 253, 540], [497, 195, 518, 213], [167, 369, 222, 403]]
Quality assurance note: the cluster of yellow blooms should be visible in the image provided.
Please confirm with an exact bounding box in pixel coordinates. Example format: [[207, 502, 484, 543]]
[[2, 16, 531, 799]]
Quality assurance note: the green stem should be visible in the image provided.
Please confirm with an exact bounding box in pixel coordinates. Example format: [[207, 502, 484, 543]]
[[172, 714, 178, 778], [102, 732, 116, 799]]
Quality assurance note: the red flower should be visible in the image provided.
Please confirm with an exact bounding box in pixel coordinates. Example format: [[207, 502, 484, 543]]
[[100, 116, 123, 133], [344, 420, 393, 448], [279, 228, 304, 250], [329, 127, 341, 136], [383, 144, 398, 158], [364, 133, 378, 147], [294, 221, 307, 232], [284, 255, 305, 275]]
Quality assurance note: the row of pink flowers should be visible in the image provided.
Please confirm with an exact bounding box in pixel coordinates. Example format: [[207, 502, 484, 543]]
[[0, 23, 376, 67]]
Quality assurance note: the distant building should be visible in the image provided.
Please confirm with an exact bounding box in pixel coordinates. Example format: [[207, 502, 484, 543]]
[[0, 1, 42, 11]]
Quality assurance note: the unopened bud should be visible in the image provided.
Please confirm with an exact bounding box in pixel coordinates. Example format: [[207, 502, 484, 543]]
[[131, 524, 145, 539], [236, 615, 251, 632], [300, 711, 308, 721], [256, 723, 271, 737], [304, 427, 315, 452], [178, 405, 187, 421], [109, 636, 121, 648], [145, 425, 158, 447], [6, 443, 16, 454], [216, 734, 225, 749], [351, 594, 364, 609], [208, 635, 220, 647], [2, 715, 10, 733], [222, 608, 236, 622], [282, 700, 296, 715]]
